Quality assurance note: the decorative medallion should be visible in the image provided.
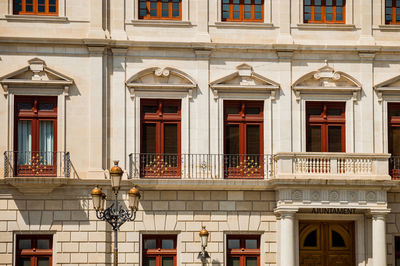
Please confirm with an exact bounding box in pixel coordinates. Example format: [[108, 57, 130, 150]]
[[329, 191, 340, 201], [366, 191, 377, 201], [292, 190, 303, 201], [311, 191, 320, 201]]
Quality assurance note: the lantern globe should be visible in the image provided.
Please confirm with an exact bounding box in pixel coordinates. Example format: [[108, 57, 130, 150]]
[[128, 187, 141, 210], [199, 226, 209, 248], [110, 161, 123, 192], [91, 186, 102, 211]]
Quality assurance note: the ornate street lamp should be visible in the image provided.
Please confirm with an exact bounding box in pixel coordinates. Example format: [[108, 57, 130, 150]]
[[91, 161, 141, 266], [198, 226, 210, 264]]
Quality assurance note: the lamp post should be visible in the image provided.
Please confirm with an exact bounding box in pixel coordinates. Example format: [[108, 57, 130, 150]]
[[91, 161, 141, 266], [198, 226, 210, 265]]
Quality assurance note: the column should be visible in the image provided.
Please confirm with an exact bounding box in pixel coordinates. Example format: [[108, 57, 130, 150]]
[[278, 209, 297, 266], [195, 0, 210, 42], [277, 0, 293, 44], [87, 46, 105, 178], [371, 211, 388, 266], [109, 0, 127, 40], [359, 0, 374, 45]]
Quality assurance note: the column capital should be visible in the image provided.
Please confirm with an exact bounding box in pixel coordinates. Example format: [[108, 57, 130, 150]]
[[87, 46, 105, 56], [358, 52, 376, 61], [370, 209, 390, 219], [195, 49, 212, 59], [111, 47, 128, 57], [274, 207, 298, 217]]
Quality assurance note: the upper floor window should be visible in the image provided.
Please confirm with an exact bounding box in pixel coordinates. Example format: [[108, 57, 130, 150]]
[[139, 0, 181, 20], [13, 0, 58, 16], [222, 0, 264, 22], [306, 102, 345, 152], [386, 0, 400, 24], [15, 96, 57, 176], [224, 101, 264, 178], [304, 0, 345, 24], [16, 235, 53, 266], [143, 235, 177, 266], [227, 235, 260, 266]]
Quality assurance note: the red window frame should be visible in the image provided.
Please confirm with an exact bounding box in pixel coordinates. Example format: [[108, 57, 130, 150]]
[[386, 0, 400, 25], [16, 235, 53, 266], [14, 96, 58, 177], [221, 0, 264, 22], [388, 103, 400, 179], [224, 101, 264, 178], [140, 99, 181, 178], [139, 0, 182, 20], [303, 0, 345, 24], [142, 235, 177, 266], [227, 235, 260, 266], [306, 102, 345, 152], [13, 0, 58, 16]]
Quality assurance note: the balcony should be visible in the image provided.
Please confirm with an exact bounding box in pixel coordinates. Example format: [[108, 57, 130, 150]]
[[274, 152, 391, 180], [128, 153, 274, 180], [390, 156, 400, 180], [3, 151, 71, 194]]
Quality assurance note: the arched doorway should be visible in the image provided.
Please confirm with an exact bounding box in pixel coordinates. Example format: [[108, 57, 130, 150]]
[[299, 221, 355, 266]]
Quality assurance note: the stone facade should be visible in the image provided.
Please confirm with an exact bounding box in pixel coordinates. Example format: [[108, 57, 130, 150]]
[[0, 0, 400, 265]]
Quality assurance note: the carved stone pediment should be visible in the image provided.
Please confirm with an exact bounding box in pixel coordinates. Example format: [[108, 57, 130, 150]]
[[0, 58, 74, 95], [374, 75, 400, 102], [126, 67, 197, 99], [209, 63, 280, 100], [292, 61, 362, 101]]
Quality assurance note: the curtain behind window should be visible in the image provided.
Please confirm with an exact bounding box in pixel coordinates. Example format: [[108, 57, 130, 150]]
[[17, 120, 31, 165], [39, 121, 53, 165]]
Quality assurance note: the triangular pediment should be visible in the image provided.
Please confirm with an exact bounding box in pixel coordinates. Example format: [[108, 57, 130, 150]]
[[374, 75, 400, 102], [209, 64, 280, 99], [126, 67, 197, 99], [292, 61, 362, 101], [0, 58, 73, 95]]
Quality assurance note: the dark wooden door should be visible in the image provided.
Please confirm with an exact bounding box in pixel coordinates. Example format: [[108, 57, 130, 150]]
[[299, 221, 355, 266]]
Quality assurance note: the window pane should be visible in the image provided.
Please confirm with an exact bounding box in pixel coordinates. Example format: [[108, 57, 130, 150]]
[[336, 14, 343, 21], [331, 230, 346, 247], [37, 258, 49, 266], [336, 0, 343, 5], [48, 6, 56, 12], [144, 258, 156, 266], [162, 257, 174, 266], [226, 106, 241, 115], [164, 124, 178, 154], [39, 121, 54, 165], [327, 108, 342, 116], [37, 239, 50, 249], [49, 0, 56, 4], [246, 125, 260, 154], [233, 12, 240, 19], [38, 103, 54, 111], [163, 106, 178, 113], [18, 239, 31, 249], [328, 126, 342, 152], [307, 126, 321, 152], [162, 239, 174, 249], [26, 5, 33, 12], [246, 257, 258, 266], [245, 13, 251, 19], [246, 107, 260, 115], [326, 14, 333, 21], [315, 0, 321, 5], [390, 127, 400, 155], [228, 239, 240, 249], [144, 239, 157, 249], [387, 7, 393, 14], [304, 230, 317, 247], [18, 258, 31, 266], [17, 102, 33, 111], [18, 120, 32, 165], [245, 239, 258, 249], [228, 257, 240, 266], [226, 125, 239, 154], [387, 0, 392, 6], [143, 124, 156, 153], [255, 13, 261, 19], [326, 0, 332, 5], [305, 0, 311, 4], [143, 105, 158, 113]]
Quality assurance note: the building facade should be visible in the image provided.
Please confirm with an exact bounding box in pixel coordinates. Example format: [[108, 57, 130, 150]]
[[0, 0, 400, 265]]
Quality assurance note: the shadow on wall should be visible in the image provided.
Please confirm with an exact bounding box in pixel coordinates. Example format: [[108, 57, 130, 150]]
[[212, 259, 222, 265]]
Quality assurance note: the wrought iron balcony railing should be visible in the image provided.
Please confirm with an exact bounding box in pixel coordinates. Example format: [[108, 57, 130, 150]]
[[128, 153, 274, 179], [390, 156, 400, 180], [4, 151, 70, 178]]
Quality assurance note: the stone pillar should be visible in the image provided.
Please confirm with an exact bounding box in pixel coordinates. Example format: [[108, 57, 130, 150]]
[[88, 0, 105, 38], [277, 209, 297, 266], [371, 211, 388, 266], [109, 0, 127, 40], [277, 0, 293, 44], [87, 46, 105, 178], [110, 48, 128, 169]]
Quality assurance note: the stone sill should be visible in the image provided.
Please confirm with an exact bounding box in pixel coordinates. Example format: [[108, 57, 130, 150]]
[[4, 177, 69, 194], [3, 15, 69, 23], [128, 20, 193, 27], [376, 25, 400, 31], [294, 23, 356, 30], [212, 22, 274, 29]]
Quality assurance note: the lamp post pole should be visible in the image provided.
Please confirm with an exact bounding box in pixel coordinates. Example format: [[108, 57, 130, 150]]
[[91, 161, 141, 266]]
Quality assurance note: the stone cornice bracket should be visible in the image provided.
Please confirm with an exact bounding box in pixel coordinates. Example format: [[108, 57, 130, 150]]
[[209, 63, 280, 100], [194, 49, 212, 59], [292, 60, 362, 102], [126, 67, 197, 99], [111, 47, 129, 57], [0, 58, 74, 96], [274, 207, 298, 219], [276, 50, 294, 60], [358, 52, 376, 61], [369, 209, 391, 218], [87, 45, 106, 56]]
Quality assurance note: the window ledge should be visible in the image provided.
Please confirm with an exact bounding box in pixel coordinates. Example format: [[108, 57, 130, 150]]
[[376, 24, 400, 31], [4, 15, 68, 23], [295, 23, 356, 30], [212, 21, 274, 29], [128, 20, 193, 27]]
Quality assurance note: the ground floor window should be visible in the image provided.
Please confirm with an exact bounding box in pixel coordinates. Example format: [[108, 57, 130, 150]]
[[16, 235, 52, 266], [143, 235, 177, 266], [395, 236, 400, 266], [227, 235, 260, 266]]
